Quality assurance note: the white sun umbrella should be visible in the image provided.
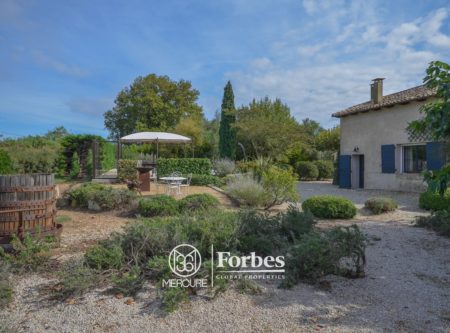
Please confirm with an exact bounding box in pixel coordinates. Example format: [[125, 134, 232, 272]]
[[119, 132, 191, 158]]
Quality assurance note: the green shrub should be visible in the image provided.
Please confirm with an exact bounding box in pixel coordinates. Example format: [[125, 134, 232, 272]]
[[302, 195, 357, 219], [178, 194, 219, 212], [0, 262, 13, 309], [364, 197, 398, 214], [66, 183, 137, 210], [280, 206, 316, 242], [419, 189, 450, 211], [117, 159, 138, 183], [295, 161, 319, 180], [158, 158, 212, 177], [261, 166, 299, 208], [415, 210, 450, 236], [235, 279, 263, 295], [111, 266, 143, 296], [236, 210, 285, 256], [138, 195, 179, 217], [213, 158, 236, 176], [162, 287, 188, 312], [176, 210, 239, 256], [1, 234, 55, 272], [85, 244, 124, 270], [313, 160, 334, 180], [190, 174, 224, 187], [282, 225, 366, 287], [225, 173, 270, 207], [54, 261, 100, 299], [70, 152, 81, 179], [0, 149, 14, 174]]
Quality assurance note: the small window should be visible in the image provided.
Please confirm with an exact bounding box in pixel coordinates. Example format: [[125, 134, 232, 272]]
[[403, 145, 427, 173]]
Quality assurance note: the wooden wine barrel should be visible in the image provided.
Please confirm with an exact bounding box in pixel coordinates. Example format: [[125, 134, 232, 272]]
[[0, 174, 62, 246]]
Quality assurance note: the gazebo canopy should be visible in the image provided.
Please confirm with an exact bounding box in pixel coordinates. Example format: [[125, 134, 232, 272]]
[[120, 132, 191, 144]]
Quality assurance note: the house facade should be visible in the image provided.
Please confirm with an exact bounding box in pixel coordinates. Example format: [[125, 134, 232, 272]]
[[333, 79, 447, 192]]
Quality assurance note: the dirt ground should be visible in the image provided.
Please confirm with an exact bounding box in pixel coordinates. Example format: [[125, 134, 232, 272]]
[[1, 182, 449, 332]]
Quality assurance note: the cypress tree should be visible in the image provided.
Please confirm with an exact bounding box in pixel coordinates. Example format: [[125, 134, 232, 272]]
[[219, 81, 236, 159]]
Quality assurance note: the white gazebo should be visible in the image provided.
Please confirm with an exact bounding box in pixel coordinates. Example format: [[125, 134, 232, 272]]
[[119, 131, 192, 159]]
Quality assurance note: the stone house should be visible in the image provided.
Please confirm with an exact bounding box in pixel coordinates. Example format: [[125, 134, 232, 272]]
[[332, 78, 447, 192]]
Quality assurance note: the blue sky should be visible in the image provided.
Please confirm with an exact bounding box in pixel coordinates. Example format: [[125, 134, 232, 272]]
[[0, 0, 449, 138]]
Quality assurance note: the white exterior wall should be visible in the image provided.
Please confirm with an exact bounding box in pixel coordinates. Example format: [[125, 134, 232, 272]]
[[339, 100, 434, 192]]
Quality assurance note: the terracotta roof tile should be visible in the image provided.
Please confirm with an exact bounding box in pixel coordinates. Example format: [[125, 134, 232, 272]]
[[332, 85, 437, 118]]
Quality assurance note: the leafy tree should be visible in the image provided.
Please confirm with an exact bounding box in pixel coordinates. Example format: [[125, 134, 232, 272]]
[[219, 81, 237, 159], [45, 126, 69, 141], [0, 149, 14, 174], [315, 126, 340, 152], [236, 97, 303, 160], [104, 74, 203, 139], [300, 118, 324, 140], [407, 61, 450, 196], [408, 61, 450, 141]]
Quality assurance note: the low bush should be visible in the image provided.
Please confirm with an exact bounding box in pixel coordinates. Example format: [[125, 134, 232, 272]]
[[85, 244, 124, 270], [138, 195, 179, 217], [0, 262, 13, 309], [261, 166, 299, 208], [190, 174, 224, 187], [162, 287, 189, 312], [236, 206, 316, 256], [213, 158, 236, 177], [313, 160, 334, 180], [111, 266, 143, 296], [225, 173, 270, 207], [295, 161, 319, 181], [178, 194, 219, 212], [158, 158, 212, 177], [419, 189, 450, 211], [281, 225, 366, 287], [54, 261, 101, 299], [117, 159, 138, 183], [66, 183, 137, 210], [302, 195, 357, 219], [415, 210, 450, 237], [0, 234, 55, 272], [364, 197, 398, 214]]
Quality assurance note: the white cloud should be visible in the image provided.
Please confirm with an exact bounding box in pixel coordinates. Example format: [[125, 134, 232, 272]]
[[32, 50, 89, 78], [228, 6, 450, 127]]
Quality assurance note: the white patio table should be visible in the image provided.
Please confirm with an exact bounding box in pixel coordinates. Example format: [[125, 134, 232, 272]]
[[159, 176, 186, 195]]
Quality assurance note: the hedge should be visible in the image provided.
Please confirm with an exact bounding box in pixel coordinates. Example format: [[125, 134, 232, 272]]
[[313, 160, 334, 180], [364, 197, 398, 214], [157, 158, 212, 177], [295, 161, 319, 180], [302, 195, 357, 219], [190, 174, 225, 187], [419, 189, 450, 211], [118, 159, 138, 183]]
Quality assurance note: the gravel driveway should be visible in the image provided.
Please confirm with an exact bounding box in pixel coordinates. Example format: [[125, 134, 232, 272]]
[[298, 181, 421, 212]]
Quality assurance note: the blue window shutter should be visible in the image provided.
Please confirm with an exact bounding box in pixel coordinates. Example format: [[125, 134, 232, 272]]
[[339, 155, 351, 188], [381, 145, 395, 173], [426, 142, 445, 171]]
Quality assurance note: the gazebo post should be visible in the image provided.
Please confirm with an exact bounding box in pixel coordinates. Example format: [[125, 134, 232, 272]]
[[156, 138, 159, 160]]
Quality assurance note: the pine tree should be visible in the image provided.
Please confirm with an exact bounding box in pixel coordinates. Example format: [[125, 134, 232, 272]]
[[219, 81, 236, 159]]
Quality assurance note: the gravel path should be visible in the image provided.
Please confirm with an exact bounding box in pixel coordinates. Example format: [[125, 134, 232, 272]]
[[1, 220, 449, 333], [298, 181, 421, 212]]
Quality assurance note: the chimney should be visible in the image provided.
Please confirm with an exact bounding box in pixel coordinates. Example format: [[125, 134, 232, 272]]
[[371, 78, 384, 104]]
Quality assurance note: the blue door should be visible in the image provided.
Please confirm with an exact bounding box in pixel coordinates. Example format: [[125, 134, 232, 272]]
[[339, 155, 351, 188]]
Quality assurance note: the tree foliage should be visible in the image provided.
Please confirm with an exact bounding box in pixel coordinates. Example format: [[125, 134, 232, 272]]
[[315, 126, 340, 152], [104, 74, 203, 139], [407, 61, 450, 197], [408, 61, 450, 141], [236, 97, 303, 160], [219, 81, 237, 159]]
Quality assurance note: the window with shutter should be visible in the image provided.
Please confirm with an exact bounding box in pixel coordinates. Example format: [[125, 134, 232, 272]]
[[426, 142, 446, 171], [381, 144, 396, 173]]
